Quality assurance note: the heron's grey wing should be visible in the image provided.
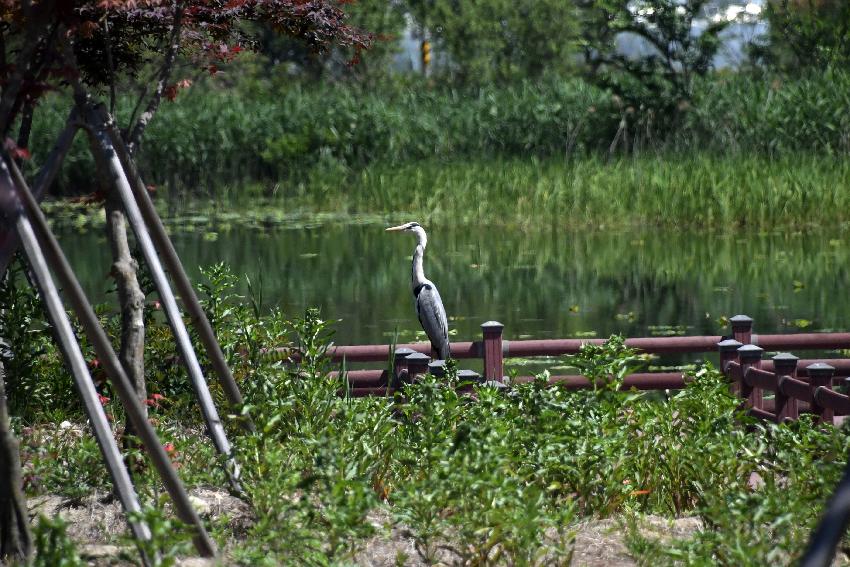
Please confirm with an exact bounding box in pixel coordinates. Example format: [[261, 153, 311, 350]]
[[415, 283, 450, 360]]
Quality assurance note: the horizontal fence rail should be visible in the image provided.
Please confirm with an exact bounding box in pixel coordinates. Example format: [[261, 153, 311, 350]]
[[269, 314, 850, 425], [273, 333, 850, 363]]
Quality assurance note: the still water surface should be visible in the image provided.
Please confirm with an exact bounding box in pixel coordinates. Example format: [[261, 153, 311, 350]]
[[56, 221, 850, 350]]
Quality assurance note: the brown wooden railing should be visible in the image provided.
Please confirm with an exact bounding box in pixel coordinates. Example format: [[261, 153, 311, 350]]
[[272, 314, 850, 417]]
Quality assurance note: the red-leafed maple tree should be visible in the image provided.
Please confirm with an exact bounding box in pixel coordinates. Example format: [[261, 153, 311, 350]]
[[0, 1, 370, 561]]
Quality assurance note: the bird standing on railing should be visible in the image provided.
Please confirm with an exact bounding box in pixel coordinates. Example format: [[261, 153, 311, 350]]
[[386, 221, 451, 360]]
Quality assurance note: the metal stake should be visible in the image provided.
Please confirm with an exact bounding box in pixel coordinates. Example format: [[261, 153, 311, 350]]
[[83, 109, 242, 493], [12, 209, 153, 563], [3, 155, 217, 558], [103, 115, 251, 430]]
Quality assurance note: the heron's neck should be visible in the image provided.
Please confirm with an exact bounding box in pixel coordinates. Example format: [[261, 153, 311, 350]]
[[411, 244, 427, 288]]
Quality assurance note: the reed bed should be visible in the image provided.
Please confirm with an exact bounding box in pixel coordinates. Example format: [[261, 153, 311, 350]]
[[26, 71, 850, 197], [271, 154, 850, 228]]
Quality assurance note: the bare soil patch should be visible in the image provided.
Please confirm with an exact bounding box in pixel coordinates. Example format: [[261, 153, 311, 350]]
[[28, 491, 701, 566]]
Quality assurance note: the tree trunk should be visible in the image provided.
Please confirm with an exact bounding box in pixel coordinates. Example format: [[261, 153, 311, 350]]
[[0, 361, 31, 562], [104, 189, 147, 413]]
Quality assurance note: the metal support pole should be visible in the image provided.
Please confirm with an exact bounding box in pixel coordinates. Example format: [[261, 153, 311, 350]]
[[83, 111, 241, 493], [3, 156, 217, 558], [800, 459, 850, 567], [481, 321, 504, 382], [773, 353, 799, 423], [738, 344, 763, 410], [0, 115, 79, 277], [13, 212, 153, 562], [101, 114, 250, 430]]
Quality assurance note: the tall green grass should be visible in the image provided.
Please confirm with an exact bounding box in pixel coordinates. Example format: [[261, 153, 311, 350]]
[[26, 71, 850, 194], [260, 154, 850, 228]]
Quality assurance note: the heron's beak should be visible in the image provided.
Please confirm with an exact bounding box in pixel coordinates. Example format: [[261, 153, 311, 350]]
[[385, 224, 407, 232]]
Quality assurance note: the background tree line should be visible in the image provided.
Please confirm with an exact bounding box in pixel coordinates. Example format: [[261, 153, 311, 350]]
[[262, 0, 850, 85], [24, 0, 850, 195]]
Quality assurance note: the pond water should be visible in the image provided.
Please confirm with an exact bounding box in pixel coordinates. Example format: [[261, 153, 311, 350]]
[[55, 220, 850, 359]]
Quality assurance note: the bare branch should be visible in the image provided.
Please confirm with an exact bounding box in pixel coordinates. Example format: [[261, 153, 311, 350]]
[[0, 113, 79, 278], [0, 1, 56, 137], [104, 17, 117, 115], [15, 100, 34, 157], [125, 0, 184, 155]]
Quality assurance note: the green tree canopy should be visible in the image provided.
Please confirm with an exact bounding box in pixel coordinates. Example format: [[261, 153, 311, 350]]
[[752, 0, 850, 72], [407, 0, 581, 84]]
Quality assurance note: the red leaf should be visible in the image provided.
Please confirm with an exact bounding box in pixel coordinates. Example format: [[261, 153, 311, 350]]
[[4, 138, 30, 160], [77, 21, 99, 39]]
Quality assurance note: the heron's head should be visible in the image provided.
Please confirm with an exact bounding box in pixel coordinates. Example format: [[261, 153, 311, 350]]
[[386, 221, 427, 247]]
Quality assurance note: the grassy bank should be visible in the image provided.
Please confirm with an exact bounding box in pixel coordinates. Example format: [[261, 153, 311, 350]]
[[26, 71, 850, 194], [3, 263, 849, 564], [42, 153, 850, 229], [304, 154, 850, 227], [130, 154, 850, 229]]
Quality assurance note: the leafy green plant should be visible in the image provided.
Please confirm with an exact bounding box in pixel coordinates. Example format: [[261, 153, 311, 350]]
[[567, 335, 645, 391], [31, 515, 84, 567], [7, 259, 850, 565], [128, 503, 194, 567], [0, 256, 64, 417]]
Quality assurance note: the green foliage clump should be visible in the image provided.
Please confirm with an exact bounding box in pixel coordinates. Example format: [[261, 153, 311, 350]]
[[26, 70, 850, 196], [580, 0, 728, 134], [7, 264, 850, 564], [752, 0, 850, 73], [31, 516, 84, 567], [0, 257, 71, 417], [408, 0, 580, 84]]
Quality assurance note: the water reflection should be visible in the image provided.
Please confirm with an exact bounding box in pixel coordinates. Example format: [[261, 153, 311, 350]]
[[56, 222, 850, 349]]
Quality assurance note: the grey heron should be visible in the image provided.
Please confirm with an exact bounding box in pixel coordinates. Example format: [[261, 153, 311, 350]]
[[386, 222, 451, 360]]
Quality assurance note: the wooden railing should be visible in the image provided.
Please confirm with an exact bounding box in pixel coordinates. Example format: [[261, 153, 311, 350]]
[[272, 315, 850, 416]]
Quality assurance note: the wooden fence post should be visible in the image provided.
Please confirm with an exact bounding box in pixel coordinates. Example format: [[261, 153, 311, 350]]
[[808, 362, 836, 425], [738, 344, 763, 410], [458, 369, 482, 383], [730, 315, 754, 345], [481, 321, 504, 383], [406, 352, 430, 381], [718, 339, 743, 394], [393, 347, 414, 386], [428, 360, 446, 378], [773, 352, 799, 423]]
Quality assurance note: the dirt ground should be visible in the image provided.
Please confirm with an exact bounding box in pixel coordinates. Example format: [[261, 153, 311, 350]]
[[27, 489, 702, 566]]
